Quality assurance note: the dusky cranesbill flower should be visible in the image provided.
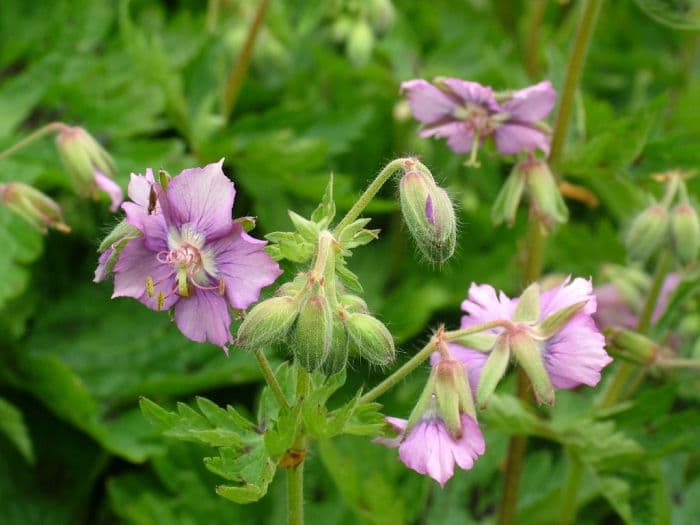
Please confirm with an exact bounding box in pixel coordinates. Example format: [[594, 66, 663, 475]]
[[105, 160, 282, 350], [378, 347, 485, 486], [400, 78, 556, 166], [452, 277, 611, 407]]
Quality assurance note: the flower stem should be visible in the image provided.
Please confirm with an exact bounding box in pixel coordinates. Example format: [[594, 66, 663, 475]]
[[558, 449, 584, 525], [254, 348, 289, 410], [287, 461, 304, 525], [524, 0, 548, 80], [548, 0, 605, 175], [0, 122, 68, 162], [221, 0, 271, 121], [333, 157, 408, 235]]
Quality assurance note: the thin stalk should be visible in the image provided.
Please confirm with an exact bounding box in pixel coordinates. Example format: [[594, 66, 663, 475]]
[[254, 348, 289, 409], [524, 0, 548, 80], [206, 0, 220, 32], [548, 0, 605, 175], [333, 158, 407, 235], [656, 359, 700, 369], [0, 122, 69, 162], [558, 450, 584, 525], [360, 320, 508, 404], [222, 0, 271, 120], [287, 462, 304, 525]]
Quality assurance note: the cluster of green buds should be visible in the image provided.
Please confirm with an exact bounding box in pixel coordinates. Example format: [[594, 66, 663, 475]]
[[625, 171, 699, 265], [492, 157, 568, 228], [0, 182, 70, 234], [328, 0, 395, 67]]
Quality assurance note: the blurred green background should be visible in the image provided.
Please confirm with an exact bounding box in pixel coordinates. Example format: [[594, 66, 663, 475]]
[[1, 0, 699, 523]]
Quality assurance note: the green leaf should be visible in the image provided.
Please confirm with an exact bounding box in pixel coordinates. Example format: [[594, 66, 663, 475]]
[[0, 398, 34, 463], [311, 174, 337, 228]]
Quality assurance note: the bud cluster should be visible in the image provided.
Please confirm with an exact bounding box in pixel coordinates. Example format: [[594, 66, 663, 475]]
[[0, 182, 70, 234]]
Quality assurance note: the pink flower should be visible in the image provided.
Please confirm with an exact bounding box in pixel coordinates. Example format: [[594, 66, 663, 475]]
[[452, 278, 611, 405], [102, 160, 282, 350], [380, 414, 485, 487], [400, 78, 556, 165]]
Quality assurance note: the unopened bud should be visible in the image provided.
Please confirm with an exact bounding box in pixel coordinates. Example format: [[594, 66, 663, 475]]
[[605, 327, 658, 365], [292, 294, 334, 371], [347, 19, 374, 67], [55, 126, 116, 195], [399, 170, 457, 263], [339, 294, 369, 314], [476, 336, 510, 409], [492, 168, 526, 226], [345, 312, 395, 366], [625, 204, 668, 262], [511, 331, 554, 406], [322, 319, 349, 375], [520, 159, 568, 227], [0, 182, 70, 234], [671, 204, 700, 264], [95, 219, 142, 282], [236, 296, 300, 351]]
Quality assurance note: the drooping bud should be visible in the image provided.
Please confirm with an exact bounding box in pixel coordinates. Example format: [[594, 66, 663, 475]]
[[399, 169, 457, 263], [519, 159, 568, 227], [491, 167, 526, 226], [0, 182, 70, 234], [605, 327, 658, 365], [625, 204, 668, 262], [236, 296, 300, 351], [476, 335, 511, 409], [345, 312, 395, 366], [55, 126, 116, 194], [670, 204, 700, 264], [511, 330, 554, 406], [292, 294, 334, 371]]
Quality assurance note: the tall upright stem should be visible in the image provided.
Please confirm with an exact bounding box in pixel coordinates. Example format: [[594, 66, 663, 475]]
[[222, 0, 271, 120], [548, 0, 605, 175], [0, 122, 68, 162], [287, 462, 304, 525], [333, 158, 407, 235]]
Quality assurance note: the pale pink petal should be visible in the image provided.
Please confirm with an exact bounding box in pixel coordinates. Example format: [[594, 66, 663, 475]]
[[420, 122, 474, 153], [593, 284, 637, 329], [494, 123, 550, 155], [540, 277, 596, 318], [373, 417, 408, 448], [112, 238, 178, 311], [401, 79, 457, 124], [123, 169, 161, 231], [162, 160, 235, 240], [209, 224, 283, 310], [503, 80, 556, 122], [439, 78, 499, 111], [446, 344, 489, 396], [452, 414, 486, 470], [174, 288, 233, 349], [94, 249, 113, 283], [95, 170, 123, 212], [460, 283, 514, 326], [652, 274, 680, 323]]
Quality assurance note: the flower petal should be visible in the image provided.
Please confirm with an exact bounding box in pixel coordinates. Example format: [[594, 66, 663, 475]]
[[503, 80, 556, 122], [162, 160, 235, 240], [401, 79, 457, 124], [494, 123, 550, 155], [421, 122, 475, 153], [210, 223, 283, 310], [452, 414, 486, 470], [95, 170, 123, 212], [174, 288, 233, 350], [439, 78, 499, 111], [112, 238, 178, 311], [94, 249, 113, 283], [461, 283, 514, 327], [540, 276, 596, 318]]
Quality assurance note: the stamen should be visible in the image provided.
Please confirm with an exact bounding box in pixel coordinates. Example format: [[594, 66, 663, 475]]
[[177, 267, 190, 297], [146, 277, 155, 297], [465, 134, 481, 168], [157, 292, 165, 310], [218, 278, 225, 296]]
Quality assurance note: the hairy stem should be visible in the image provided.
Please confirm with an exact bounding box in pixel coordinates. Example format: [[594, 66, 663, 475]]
[[333, 157, 408, 235], [0, 122, 69, 162], [254, 348, 289, 409], [548, 0, 605, 175], [222, 0, 271, 120], [287, 460, 304, 525]]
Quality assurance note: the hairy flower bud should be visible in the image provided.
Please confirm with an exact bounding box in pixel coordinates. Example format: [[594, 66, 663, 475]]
[[605, 327, 658, 365], [399, 170, 457, 263], [292, 294, 334, 371], [340, 294, 369, 314], [671, 203, 700, 264], [519, 159, 568, 227], [345, 312, 395, 366], [56, 126, 115, 192], [322, 319, 350, 375], [0, 182, 70, 233], [237, 296, 300, 351], [625, 204, 668, 262]]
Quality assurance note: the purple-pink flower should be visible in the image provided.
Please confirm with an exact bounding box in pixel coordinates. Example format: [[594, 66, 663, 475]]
[[380, 414, 485, 487], [100, 160, 282, 350], [453, 277, 611, 399], [400, 78, 556, 165]]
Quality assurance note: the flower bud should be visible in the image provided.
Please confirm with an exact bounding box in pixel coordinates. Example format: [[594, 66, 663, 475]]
[[236, 296, 300, 351], [520, 159, 568, 227], [605, 327, 658, 365], [625, 204, 668, 262], [322, 319, 349, 375], [671, 204, 700, 264], [346, 19, 374, 67], [94, 219, 142, 282], [55, 126, 116, 196], [399, 170, 457, 263], [292, 294, 334, 371], [491, 168, 525, 226], [511, 330, 554, 406], [339, 294, 369, 314], [0, 182, 70, 234], [345, 312, 395, 366]]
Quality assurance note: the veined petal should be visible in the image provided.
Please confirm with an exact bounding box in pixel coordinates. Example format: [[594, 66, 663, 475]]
[[452, 414, 486, 470], [494, 123, 550, 155], [540, 276, 596, 318], [503, 80, 556, 122], [174, 288, 233, 350], [439, 78, 499, 111], [401, 79, 457, 124], [95, 170, 123, 212], [112, 238, 178, 311], [162, 160, 235, 240], [210, 223, 283, 310], [94, 249, 113, 283], [460, 283, 514, 326], [123, 169, 160, 231], [420, 122, 475, 154]]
